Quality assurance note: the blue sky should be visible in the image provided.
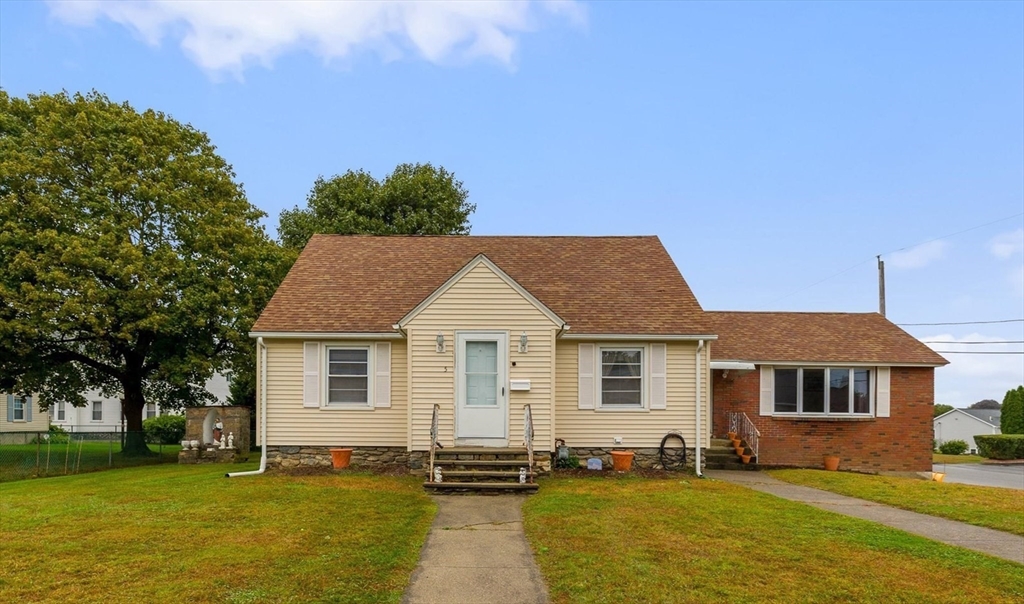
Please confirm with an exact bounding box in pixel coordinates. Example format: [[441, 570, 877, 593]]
[[2, 1, 1022, 406]]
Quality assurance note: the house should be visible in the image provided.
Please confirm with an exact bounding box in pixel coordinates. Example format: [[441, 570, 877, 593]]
[[49, 374, 231, 433], [934, 408, 1001, 454], [707, 311, 947, 473], [2, 393, 50, 438], [250, 235, 947, 481]]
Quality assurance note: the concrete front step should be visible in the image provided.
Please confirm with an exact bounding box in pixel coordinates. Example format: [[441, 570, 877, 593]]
[[423, 481, 539, 493], [434, 459, 529, 467], [436, 470, 536, 479], [435, 446, 528, 455]]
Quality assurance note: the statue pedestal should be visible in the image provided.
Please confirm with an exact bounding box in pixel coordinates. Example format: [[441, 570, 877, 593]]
[[178, 448, 247, 464]]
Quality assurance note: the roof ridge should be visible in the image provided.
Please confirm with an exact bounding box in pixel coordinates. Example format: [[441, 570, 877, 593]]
[[308, 234, 660, 239]]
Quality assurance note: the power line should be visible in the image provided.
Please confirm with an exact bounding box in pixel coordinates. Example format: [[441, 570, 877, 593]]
[[767, 211, 1024, 305], [932, 351, 1024, 355], [900, 319, 1024, 326], [923, 340, 1024, 344]]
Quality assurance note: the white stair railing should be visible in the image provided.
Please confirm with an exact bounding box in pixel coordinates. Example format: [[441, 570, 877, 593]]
[[523, 404, 534, 483], [728, 411, 760, 460], [428, 404, 440, 480]]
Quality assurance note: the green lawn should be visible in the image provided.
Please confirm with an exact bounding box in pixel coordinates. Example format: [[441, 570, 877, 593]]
[[933, 453, 985, 464], [0, 464, 435, 603], [523, 475, 1023, 603], [769, 469, 1024, 537], [0, 440, 181, 482]]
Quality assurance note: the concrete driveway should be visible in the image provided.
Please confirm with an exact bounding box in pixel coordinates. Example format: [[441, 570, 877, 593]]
[[933, 463, 1024, 490]]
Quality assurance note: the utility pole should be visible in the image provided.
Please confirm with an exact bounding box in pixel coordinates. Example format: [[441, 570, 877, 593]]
[[877, 255, 886, 317]]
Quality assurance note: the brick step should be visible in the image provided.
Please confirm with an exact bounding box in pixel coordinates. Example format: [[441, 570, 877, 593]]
[[434, 470, 535, 479], [704, 462, 759, 471], [423, 482, 539, 493], [433, 459, 528, 467], [434, 447, 528, 456]]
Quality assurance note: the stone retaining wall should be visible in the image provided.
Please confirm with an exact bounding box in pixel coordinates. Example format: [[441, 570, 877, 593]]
[[266, 446, 426, 471], [564, 447, 703, 471]]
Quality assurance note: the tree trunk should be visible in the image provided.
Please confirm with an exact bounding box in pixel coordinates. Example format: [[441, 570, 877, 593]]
[[121, 380, 154, 457]]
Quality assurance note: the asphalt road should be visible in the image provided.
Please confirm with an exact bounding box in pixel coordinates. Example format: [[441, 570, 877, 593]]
[[932, 463, 1024, 490]]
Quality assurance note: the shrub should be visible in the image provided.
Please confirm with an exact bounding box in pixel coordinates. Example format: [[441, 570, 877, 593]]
[[32, 424, 71, 444], [1000, 386, 1024, 435], [938, 439, 969, 455], [975, 434, 1024, 460], [143, 414, 186, 445]]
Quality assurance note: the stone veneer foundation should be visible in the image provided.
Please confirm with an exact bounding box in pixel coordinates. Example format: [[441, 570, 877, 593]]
[[266, 446, 426, 471], [565, 447, 703, 471]]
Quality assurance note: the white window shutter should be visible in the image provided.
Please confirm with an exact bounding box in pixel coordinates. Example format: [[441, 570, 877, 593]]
[[25, 396, 32, 422], [578, 344, 596, 410], [650, 344, 667, 410], [759, 366, 773, 416], [374, 342, 391, 408], [876, 367, 891, 418], [303, 342, 320, 408], [6, 395, 13, 422]]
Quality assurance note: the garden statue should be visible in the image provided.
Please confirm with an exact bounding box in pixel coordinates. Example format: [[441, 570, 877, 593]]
[[213, 417, 223, 444], [227, 432, 234, 449], [433, 467, 443, 483], [219, 436, 226, 450]]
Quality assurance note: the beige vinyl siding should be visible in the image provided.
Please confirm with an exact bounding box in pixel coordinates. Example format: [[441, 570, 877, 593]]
[[554, 341, 711, 448], [406, 262, 559, 452], [262, 339, 408, 446], [1, 393, 49, 432]]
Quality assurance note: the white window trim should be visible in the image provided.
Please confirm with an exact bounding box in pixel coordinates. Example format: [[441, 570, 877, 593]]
[[55, 401, 66, 422], [596, 345, 648, 411], [322, 344, 374, 410], [91, 400, 103, 422], [772, 367, 874, 418], [12, 396, 26, 422]]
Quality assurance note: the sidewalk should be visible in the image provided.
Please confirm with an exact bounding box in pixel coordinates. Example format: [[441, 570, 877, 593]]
[[403, 495, 549, 604], [705, 470, 1024, 564]]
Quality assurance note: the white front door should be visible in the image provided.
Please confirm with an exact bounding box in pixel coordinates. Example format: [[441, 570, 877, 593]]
[[456, 332, 508, 442]]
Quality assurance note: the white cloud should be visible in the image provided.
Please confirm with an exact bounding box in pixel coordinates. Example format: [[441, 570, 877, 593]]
[[887, 240, 947, 269], [1009, 265, 1024, 297], [922, 332, 1024, 406], [47, 0, 585, 74], [989, 228, 1024, 259]]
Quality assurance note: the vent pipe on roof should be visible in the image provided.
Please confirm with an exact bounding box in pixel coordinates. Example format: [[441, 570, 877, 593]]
[[877, 255, 886, 317]]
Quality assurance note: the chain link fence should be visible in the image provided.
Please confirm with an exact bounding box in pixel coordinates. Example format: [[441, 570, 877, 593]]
[[0, 431, 181, 482]]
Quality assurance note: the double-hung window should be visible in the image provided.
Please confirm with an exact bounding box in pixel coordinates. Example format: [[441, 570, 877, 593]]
[[91, 400, 103, 421], [599, 348, 644, 409], [326, 347, 370, 406], [12, 395, 27, 421], [774, 367, 871, 416], [55, 401, 66, 421], [145, 402, 157, 419]]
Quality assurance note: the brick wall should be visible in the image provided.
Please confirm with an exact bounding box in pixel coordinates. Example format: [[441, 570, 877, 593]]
[[712, 367, 934, 473]]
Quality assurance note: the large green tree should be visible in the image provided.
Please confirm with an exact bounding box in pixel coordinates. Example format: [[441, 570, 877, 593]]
[[933, 403, 953, 418], [1001, 386, 1024, 435], [277, 163, 475, 249], [0, 90, 280, 454]]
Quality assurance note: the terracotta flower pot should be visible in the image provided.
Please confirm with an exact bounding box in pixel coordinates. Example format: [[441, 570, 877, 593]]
[[727, 432, 738, 441], [610, 450, 634, 472], [329, 448, 353, 469], [741, 454, 752, 464], [823, 455, 840, 471]]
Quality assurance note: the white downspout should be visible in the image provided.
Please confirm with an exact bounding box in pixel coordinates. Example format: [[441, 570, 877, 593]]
[[695, 339, 705, 477], [228, 337, 268, 478]]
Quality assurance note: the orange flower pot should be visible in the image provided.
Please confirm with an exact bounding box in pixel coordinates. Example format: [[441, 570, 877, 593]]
[[741, 454, 752, 464], [610, 450, 635, 472], [727, 432, 738, 441], [330, 448, 353, 469], [823, 455, 840, 471]]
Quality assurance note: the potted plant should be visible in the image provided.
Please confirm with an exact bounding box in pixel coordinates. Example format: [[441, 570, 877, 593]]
[[329, 447, 353, 469], [741, 454, 752, 464], [823, 454, 840, 471], [727, 431, 738, 441], [610, 450, 634, 472]]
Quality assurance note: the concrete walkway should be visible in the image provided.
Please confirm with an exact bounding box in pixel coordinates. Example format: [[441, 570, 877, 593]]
[[403, 496, 549, 604], [705, 470, 1024, 564]]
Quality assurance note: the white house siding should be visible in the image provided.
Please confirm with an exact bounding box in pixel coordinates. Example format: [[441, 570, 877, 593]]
[[405, 262, 560, 452], [261, 338, 408, 447], [934, 409, 1001, 454], [554, 341, 711, 449]]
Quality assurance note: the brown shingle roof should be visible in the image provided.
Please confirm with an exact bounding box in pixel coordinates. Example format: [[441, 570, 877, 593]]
[[252, 235, 709, 335], [706, 311, 948, 366]]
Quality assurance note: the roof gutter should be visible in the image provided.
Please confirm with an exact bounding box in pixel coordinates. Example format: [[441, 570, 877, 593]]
[[249, 332, 405, 340], [696, 339, 705, 478], [561, 334, 718, 341], [228, 337, 267, 478]]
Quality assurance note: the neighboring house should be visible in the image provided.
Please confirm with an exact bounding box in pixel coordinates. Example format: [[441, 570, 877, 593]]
[[708, 312, 947, 473], [250, 235, 947, 475], [49, 374, 231, 433], [2, 393, 49, 434], [934, 408, 1001, 454]]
